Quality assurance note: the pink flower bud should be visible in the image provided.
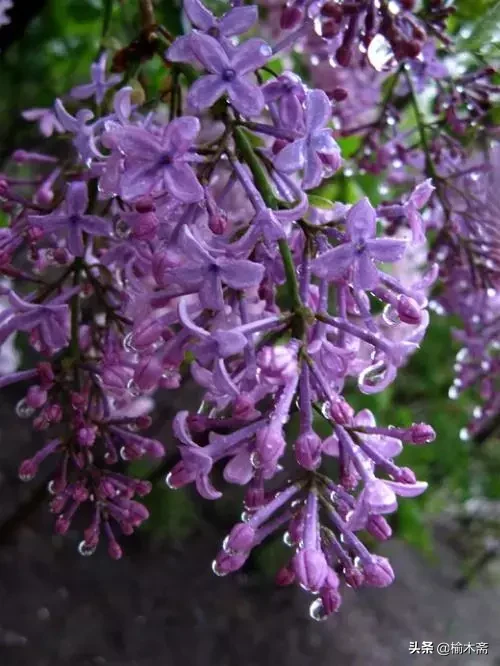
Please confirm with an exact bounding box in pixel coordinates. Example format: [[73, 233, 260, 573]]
[[26, 385, 48, 409], [397, 295, 422, 325]]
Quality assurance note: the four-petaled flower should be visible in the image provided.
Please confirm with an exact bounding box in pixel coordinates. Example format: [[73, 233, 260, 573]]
[[187, 32, 272, 117], [167, 226, 265, 310], [70, 52, 122, 105], [108, 117, 204, 203], [274, 89, 341, 189], [29, 182, 111, 257], [311, 198, 407, 290], [168, 0, 258, 62]]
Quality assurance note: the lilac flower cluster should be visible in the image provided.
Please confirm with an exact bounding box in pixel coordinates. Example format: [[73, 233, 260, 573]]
[[0, 0, 438, 618]]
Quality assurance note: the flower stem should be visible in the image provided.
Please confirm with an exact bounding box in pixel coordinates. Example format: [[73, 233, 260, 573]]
[[232, 127, 303, 317]]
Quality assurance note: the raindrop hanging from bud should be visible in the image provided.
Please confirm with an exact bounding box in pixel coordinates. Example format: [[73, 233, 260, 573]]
[[309, 598, 328, 621]]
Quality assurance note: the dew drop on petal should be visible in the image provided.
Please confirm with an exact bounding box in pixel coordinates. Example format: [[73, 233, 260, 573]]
[[459, 427, 470, 441], [448, 386, 459, 400], [283, 531, 293, 547], [211, 559, 228, 577]]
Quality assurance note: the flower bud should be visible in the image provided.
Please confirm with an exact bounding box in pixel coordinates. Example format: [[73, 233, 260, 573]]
[[409, 423, 436, 445], [280, 5, 303, 30], [276, 564, 296, 586], [26, 385, 48, 409], [295, 431, 322, 470], [225, 523, 255, 553], [293, 548, 328, 592], [397, 295, 422, 325], [362, 555, 394, 587]]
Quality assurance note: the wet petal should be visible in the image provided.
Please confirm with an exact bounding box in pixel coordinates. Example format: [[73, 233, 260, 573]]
[[353, 252, 379, 290], [217, 258, 264, 289], [190, 32, 228, 73], [184, 0, 215, 30], [366, 238, 407, 263], [227, 77, 265, 117], [66, 182, 88, 216], [231, 38, 272, 75], [187, 75, 227, 111], [311, 243, 355, 280], [274, 138, 306, 173], [163, 163, 204, 203], [162, 116, 200, 157], [305, 89, 331, 133], [346, 197, 376, 242], [219, 6, 258, 36]]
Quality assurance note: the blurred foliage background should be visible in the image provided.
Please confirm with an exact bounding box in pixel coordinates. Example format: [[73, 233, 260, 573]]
[[1, 0, 500, 583]]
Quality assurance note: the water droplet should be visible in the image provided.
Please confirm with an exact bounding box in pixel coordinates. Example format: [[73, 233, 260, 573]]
[[126, 379, 141, 397], [473, 406, 483, 419], [211, 559, 228, 577], [122, 332, 137, 353], [382, 304, 399, 326], [448, 386, 459, 400], [114, 219, 131, 240], [309, 598, 328, 621], [48, 480, 57, 495], [78, 540, 96, 557], [259, 44, 273, 58], [283, 531, 293, 547], [379, 184, 389, 196], [456, 348, 468, 362], [222, 535, 234, 554], [459, 427, 470, 441], [367, 34, 396, 72], [250, 451, 261, 469], [15, 399, 35, 419], [487, 288, 497, 298], [120, 446, 129, 461], [344, 167, 354, 177], [165, 472, 177, 489], [392, 158, 403, 169], [386, 116, 396, 127], [241, 511, 251, 523], [481, 360, 491, 372]]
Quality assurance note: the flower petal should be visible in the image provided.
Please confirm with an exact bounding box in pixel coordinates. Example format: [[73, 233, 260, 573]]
[[305, 89, 331, 133], [311, 243, 355, 280], [163, 163, 204, 203], [223, 451, 254, 484], [187, 75, 227, 111], [231, 38, 272, 75], [162, 116, 200, 157], [383, 479, 428, 498], [66, 182, 88, 216], [184, 0, 215, 30], [353, 252, 379, 290], [366, 238, 407, 263], [217, 258, 264, 289], [227, 77, 265, 117], [219, 6, 258, 36], [190, 32, 228, 73], [274, 138, 306, 173], [346, 197, 376, 242]]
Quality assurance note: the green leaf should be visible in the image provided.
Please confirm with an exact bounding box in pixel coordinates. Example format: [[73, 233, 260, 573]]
[[307, 194, 334, 209]]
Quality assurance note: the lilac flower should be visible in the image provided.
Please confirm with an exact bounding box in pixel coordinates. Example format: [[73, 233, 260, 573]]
[[168, 0, 258, 62], [71, 53, 122, 105], [168, 226, 265, 310], [29, 182, 111, 257], [262, 71, 306, 129], [311, 198, 407, 290], [274, 89, 341, 189], [187, 32, 272, 117], [0, 291, 71, 350], [22, 108, 64, 137], [107, 117, 204, 202]]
